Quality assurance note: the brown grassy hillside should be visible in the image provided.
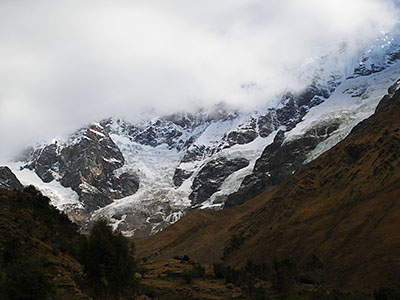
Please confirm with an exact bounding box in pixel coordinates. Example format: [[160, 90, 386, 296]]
[[136, 86, 400, 292]]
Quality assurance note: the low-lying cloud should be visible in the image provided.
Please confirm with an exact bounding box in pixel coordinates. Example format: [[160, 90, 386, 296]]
[[0, 0, 399, 160]]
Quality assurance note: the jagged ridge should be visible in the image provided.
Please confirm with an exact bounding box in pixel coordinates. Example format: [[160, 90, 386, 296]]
[[6, 31, 400, 236]]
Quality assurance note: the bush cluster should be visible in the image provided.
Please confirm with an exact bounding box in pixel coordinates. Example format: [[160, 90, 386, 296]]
[[213, 260, 270, 296]]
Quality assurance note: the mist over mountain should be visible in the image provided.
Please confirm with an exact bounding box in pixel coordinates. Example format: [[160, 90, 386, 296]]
[[2, 2, 400, 298], [0, 0, 399, 161], [2, 27, 400, 236], [135, 73, 400, 295]]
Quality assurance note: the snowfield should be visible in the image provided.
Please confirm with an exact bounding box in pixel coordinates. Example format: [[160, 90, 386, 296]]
[[286, 60, 400, 163]]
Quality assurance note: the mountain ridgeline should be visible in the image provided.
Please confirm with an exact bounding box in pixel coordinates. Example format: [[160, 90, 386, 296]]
[[7, 35, 400, 236], [135, 75, 400, 293], [0, 30, 397, 242]]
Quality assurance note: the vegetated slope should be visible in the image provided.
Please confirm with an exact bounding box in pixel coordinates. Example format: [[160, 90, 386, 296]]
[[0, 187, 89, 299], [0, 187, 140, 300], [136, 82, 400, 292]]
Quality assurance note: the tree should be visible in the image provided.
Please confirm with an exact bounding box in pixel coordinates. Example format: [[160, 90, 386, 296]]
[[79, 219, 137, 298]]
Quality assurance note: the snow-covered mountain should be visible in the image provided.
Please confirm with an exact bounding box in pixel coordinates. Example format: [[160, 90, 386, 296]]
[[5, 30, 400, 236]]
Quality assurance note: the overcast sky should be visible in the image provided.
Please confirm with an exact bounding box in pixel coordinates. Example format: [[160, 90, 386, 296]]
[[0, 0, 399, 161]]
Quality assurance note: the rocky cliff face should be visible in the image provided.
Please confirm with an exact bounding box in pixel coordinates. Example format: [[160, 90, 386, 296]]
[[189, 157, 250, 206], [172, 85, 331, 193], [0, 167, 23, 190], [23, 123, 139, 212], [225, 42, 400, 208], [225, 121, 341, 207]]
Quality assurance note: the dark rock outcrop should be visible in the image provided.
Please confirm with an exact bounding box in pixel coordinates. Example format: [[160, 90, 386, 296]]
[[173, 168, 193, 187], [226, 130, 258, 146], [257, 110, 280, 138], [25, 124, 139, 211], [221, 83, 342, 208], [375, 79, 400, 114], [0, 167, 23, 190], [189, 157, 249, 205], [225, 118, 258, 146], [27, 144, 59, 183], [181, 145, 206, 163], [175, 83, 332, 194], [133, 120, 184, 149], [352, 43, 400, 78], [102, 113, 215, 151], [225, 121, 341, 208], [274, 85, 329, 131]]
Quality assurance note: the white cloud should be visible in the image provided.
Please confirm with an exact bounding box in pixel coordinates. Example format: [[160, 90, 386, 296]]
[[0, 0, 398, 160]]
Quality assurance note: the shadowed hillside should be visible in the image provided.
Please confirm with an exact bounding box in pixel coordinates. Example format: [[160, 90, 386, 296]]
[[0, 187, 89, 299], [0, 187, 140, 300], [136, 82, 400, 292]]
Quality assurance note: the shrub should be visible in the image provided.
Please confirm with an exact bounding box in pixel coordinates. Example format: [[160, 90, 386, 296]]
[[182, 255, 190, 262], [373, 287, 399, 300], [213, 263, 225, 279], [184, 272, 193, 284], [273, 258, 298, 294], [191, 263, 205, 278]]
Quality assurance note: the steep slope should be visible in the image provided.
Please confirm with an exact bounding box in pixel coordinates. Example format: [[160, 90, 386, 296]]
[[0, 187, 89, 299], [0, 186, 144, 300], [135, 82, 400, 291], [227, 60, 400, 207], [22, 123, 139, 212], [0, 166, 23, 190]]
